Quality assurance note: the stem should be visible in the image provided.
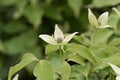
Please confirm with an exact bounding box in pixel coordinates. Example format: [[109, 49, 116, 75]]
[[94, 72, 98, 80], [92, 28, 98, 46], [59, 45, 63, 62]]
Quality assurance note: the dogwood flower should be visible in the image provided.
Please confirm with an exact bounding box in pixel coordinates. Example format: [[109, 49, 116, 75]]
[[39, 24, 78, 45], [108, 63, 120, 80], [88, 8, 112, 28]]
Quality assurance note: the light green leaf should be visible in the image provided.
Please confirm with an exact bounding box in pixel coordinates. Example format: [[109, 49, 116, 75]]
[[93, 52, 120, 71], [60, 61, 71, 80], [67, 44, 96, 64], [109, 38, 120, 46], [68, 55, 85, 66], [67, 0, 83, 17], [33, 60, 54, 80], [45, 44, 59, 54], [91, 29, 113, 45], [112, 7, 120, 17], [8, 53, 38, 80], [91, 0, 120, 8]]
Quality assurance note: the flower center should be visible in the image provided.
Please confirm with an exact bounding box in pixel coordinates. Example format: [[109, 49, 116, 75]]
[[98, 21, 101, 26], [57, 37, 63, 43]]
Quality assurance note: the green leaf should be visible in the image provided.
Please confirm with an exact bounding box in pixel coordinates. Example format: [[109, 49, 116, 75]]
[[93, 52, 120, 71], [60, 61, 71, 80], [68, 55, 85, 66], [24, 5, 44, 28], [3, 21, 27, 34], [33, 60, 54, 80], [45, 6, 62, 21], [8, 53, 38, 80], [0, 39, 5, 53], [45, 44, 59, 54], [5, 30, 37, 55], [67, 0, 83, 17], [109, 10, 120, 31], [67, 44, 96, 64], [13, 0, 27, 19], [109, 38, 120, 46], [91, 29, 113, 45], [91, 0, 120, 8]]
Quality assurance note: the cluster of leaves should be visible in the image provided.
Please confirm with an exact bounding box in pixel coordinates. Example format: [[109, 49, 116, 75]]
[[0, 0, 120, 80], [8, 7, 120, 80]]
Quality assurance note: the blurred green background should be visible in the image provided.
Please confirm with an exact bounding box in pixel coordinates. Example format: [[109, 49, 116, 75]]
[[0, 0, 120, 80]]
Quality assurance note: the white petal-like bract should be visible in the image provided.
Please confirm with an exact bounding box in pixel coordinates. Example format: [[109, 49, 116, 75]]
[[88, 8, 98, 28], [39, 35, 57, 45], [63, 32, 78, 43], [12, 74, 19, 80], [108, 63, 120, 75], [98, 12, 109, 26], [116, 76, 120, 80], [54, 24, 64, 41]]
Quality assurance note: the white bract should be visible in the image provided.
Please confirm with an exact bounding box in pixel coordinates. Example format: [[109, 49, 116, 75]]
[[108, 63, 120, 80], [39, 24, 78, 45], [88, 8, 112, 28], [12, 74, 19, 80]]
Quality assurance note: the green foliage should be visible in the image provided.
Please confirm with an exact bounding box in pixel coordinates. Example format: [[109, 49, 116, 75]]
[[0, 0, 120, 80], [60, 61, 71, 80], [8, 53, 38, 80], [33, 60, 54, 80]]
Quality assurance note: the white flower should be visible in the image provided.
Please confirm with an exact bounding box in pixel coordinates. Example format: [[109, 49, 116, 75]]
[[39, 24, 78, 45], [88, 8, 112, 28], [108, 63, 120, 80], [12, 74, 19, 80]]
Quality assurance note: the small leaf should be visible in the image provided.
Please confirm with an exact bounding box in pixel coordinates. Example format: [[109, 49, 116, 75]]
[[60, 61, 71, 80], [45, 44, 59, 54], [33, 60, 54, 80], [8, 53, 38, 80], [68, 55, 85, 66]]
